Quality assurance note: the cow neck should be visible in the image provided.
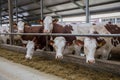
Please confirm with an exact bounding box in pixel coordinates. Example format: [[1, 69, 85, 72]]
[[96, 38, 106, 49]]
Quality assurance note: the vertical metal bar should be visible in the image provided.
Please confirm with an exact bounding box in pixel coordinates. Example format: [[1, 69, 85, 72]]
[[40, 0, 43, 20], [59, 15, 63, 23], [8, 0, 13, 45], [15, 0, 18, 23], [85, 0, 90, 23], [40, 0, 48, 50], [0, 0, 2, 27]]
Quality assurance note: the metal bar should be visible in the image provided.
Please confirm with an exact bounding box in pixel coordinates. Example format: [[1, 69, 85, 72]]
[[85, 0, 90, 23], [15, 0, 18, 23], [60, 15, 63, 22], [0, 33, 120, 37], [0, 0, 2, 27], [71, 0, 84, 10], [8, 0, 13, 45], [40, 0, 43, 20]]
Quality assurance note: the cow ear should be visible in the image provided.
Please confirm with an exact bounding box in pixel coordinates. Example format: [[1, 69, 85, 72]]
[[73, 40, 84, 46], [49, 40, 54, 46], [66, 41, 72, 46]]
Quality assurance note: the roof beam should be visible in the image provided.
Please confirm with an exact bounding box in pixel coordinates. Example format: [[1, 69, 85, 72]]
[[1, 0, 120, 21], [56, 6, 120, 17], [2, 0, 80, 16], [2, 0, 120, 16], [6, 0, 120, 18], [24, 6, 120, 21], [21, 0, 120, 19], [71, 0, 85, 10]]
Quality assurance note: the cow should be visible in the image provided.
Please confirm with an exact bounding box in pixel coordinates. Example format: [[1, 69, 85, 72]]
[[0, 27, 10, 44], [0, 23, 23, 45], [84, 22, 120, 63], [17, 21, 47, 59], [43, 16, 84, 59]]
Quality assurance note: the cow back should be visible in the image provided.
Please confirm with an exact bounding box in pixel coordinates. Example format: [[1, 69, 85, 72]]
[[24, 26, 43, 33], [52, 23, 76, 44], [104, 23, 120, 47]]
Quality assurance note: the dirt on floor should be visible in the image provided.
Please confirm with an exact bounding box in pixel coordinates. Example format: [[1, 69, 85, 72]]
[[0, 48, 120, 80]]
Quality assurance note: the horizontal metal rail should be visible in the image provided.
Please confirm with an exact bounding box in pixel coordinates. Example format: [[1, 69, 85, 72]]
[[0, 32, 120, 37]]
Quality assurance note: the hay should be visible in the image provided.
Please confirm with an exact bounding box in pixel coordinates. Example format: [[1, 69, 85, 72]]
[[0, 48, 120, 80]]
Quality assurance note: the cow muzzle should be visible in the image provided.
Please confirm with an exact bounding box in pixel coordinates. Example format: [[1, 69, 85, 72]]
[[55, 54, 63, 59], [43, 29, 48, 33], [87, 59, 95, 64]]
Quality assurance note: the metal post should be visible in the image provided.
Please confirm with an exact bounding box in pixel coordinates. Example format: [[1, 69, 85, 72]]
[[40, 0, 49, 50], [40, 0, 43, 20], [0, 0, 2, 27], [15, 0, 18, 23], [59, 15, 63, 23], [85, 0, 90, 23], [8, 0, 13, 45]]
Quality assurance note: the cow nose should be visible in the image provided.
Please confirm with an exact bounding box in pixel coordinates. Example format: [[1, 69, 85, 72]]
[[88, 60, 95, 64], [43, 30, 48, 33]]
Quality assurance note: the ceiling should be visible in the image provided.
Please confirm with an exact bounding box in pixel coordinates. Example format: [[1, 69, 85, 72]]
[[0, 0, 120, 24]]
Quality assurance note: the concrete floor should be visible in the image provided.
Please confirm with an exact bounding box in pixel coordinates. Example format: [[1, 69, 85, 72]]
[[0, 57, 64, 80]]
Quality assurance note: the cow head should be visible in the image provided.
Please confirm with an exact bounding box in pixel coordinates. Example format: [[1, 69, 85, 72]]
[[84, 37, 97, 64], [84, 26, 97, 64], [25, 40, 35, 59], [43, 16, 53, 33], [17, 21, 25, 33], [49, 37, 66, 59]]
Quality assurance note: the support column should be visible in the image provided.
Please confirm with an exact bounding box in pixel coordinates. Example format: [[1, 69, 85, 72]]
[[85, 0, 90, 23], [40, 0, 48, 50], [8, 0, 13, 45], [59, 15, 63, 23], [40, 0, 43, 20], [15, 0, 18, 23], [0, 0, 2, 27]]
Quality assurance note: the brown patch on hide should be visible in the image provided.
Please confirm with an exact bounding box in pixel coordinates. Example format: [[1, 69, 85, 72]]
[[74, 40, 84, 46], [49, 40, 54, 46], [52, 23, 76, 46], [64, 25, 73, 33], [104, 22, 120, 47], [22, 26, 46, 49]]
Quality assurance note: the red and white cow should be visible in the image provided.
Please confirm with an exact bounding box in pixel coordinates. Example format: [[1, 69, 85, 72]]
[[43, 16, 84, 59], [0, 27, 10, 44], [84, 23, 120, 63], [17, 21, 47, 59]]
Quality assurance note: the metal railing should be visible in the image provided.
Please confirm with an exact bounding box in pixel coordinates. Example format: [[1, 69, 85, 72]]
[[0, 32, 120, 37]]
